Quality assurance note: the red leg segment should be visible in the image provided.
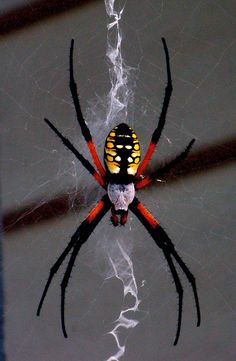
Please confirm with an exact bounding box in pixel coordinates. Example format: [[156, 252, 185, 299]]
[[136, 142, 156, 178], [136, 202, 158, 227], [120, 211, 128, 225], [87, 198, 107, 223], [87, 140, 106, 177], [111, 208, 119, 227], [136, 177, 152, 190]]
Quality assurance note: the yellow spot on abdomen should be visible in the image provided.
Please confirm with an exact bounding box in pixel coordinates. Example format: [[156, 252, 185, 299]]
[[107, 142, 114, 149], [105, 160, 120, 174], [132, 152, 140, 158], [105, 149, 117, 156], [128, 163, 139, 175], [107, 155, 113, 161]]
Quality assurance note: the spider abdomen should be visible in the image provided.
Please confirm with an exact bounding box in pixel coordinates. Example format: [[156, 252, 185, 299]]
[[104, 123, 141, 177]]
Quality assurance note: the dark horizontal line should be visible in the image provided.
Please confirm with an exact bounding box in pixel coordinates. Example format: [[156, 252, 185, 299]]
[[0, 0, 98, 36], [156, 136, 236, 182], [3, 137, 235, 233], [3, 193, 84, 233]]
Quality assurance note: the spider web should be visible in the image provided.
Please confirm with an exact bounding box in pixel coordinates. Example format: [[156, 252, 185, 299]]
[[1, 0, 236, 360]]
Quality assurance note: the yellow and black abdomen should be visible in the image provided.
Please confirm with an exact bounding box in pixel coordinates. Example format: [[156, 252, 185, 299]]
[[104, 123, 141, 179]]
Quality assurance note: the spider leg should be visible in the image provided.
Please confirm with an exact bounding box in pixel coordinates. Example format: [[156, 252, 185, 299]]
[[154, 226, 201, 330], [166, 238, 201, 327], [136, 139, 195, 190], [130, 197, 200, 345], [44, 118, 105, 188], [60, 194, 111, 337], [37, 223, 81, 317], [136, 38, 173, 178], [37, 195, 111, 332], [162, 248, 183, 345], [60, 235, 84, 338], [69, 39, 106, 177]]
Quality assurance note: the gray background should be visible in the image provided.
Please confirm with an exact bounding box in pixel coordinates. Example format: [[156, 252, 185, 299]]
[[1, 0, 236, 360]]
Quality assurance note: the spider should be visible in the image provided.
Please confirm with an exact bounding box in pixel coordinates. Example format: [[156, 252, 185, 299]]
[[37, 38, 201, 345]]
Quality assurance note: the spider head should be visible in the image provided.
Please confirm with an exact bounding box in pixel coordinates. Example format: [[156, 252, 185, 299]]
[[107, 182, 135, 212]]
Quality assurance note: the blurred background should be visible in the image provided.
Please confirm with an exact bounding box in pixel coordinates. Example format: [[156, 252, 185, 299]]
[[1, 0, 236, 360]]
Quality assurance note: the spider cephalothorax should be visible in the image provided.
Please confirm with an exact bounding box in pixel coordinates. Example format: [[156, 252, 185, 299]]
[[37, 38, 201, 346]]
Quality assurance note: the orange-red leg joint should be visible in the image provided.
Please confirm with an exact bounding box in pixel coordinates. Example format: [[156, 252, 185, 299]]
[[135, 177, 152, 190], [137, 202, 159, 228], [136, 142, 156, 178], [87, 140, 106, 177], [120, 212, 128, 226], [87, 200, 105, 223], [93, 171, 106, 188], [111, 208, 119, 227]]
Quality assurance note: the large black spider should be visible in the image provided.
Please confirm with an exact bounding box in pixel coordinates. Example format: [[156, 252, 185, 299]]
[[37, 38, 201, 345]]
